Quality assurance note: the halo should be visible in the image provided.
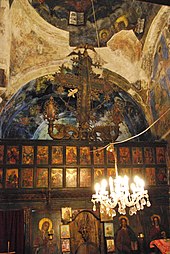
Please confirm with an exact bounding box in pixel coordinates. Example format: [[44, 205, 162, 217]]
[[99, 29, 110, 41], [119, 215, 129, 225], [95, 168, 103, 176], [114, 15, 129, 30], [39, 217, 53, 232], [151, 214, 161, 223]]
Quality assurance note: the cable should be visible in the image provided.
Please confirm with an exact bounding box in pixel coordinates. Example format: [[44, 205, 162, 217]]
[[93, 107, 170, 152], [91, 0, 100, 48]]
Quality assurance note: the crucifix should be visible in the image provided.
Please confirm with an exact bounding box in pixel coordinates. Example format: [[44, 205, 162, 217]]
[[55, 45, 104, 128], [44, 44, 121, 141]]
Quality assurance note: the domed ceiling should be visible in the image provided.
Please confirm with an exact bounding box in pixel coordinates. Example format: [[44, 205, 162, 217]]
[[0, 0, 169, 142], [29, 0, 160, 46]]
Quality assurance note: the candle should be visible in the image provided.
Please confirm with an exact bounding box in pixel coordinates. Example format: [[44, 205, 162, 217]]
[[94, 183, 100, 195], [8, 241, 10, 252], [109, 177, 114, 193]]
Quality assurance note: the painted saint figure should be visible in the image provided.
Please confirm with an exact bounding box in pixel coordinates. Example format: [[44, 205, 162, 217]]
[[114, 216, 139, 254], [34, 218, 58, 254], [148, 214, 166, 254]]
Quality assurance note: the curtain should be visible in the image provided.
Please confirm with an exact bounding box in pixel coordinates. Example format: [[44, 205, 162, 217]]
[[0, 210, 24, 253]]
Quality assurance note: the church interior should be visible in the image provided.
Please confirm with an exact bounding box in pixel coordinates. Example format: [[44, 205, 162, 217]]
[[0, 0, 170, 253]]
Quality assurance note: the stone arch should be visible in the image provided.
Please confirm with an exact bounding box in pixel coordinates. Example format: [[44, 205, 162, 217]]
[[142, 6, 170, 77], [9, 0, 70, 94]]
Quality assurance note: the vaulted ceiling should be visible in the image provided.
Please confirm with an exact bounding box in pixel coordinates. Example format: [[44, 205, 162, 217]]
[[30, 0, 160, 47], [0, 0, 170, 144]]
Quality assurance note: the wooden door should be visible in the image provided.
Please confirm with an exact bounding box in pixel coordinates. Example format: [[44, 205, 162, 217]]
[[69, 210, 104, 254], [76, 242, 100, 254]]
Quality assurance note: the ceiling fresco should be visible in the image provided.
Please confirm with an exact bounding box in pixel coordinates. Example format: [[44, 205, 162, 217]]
[[150, 24, 170, 137], [29, 0, 160, 46], [0, 47, 152, 141], [0, 0, 169, 143]]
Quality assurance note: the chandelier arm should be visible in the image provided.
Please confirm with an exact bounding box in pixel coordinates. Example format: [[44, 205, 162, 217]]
[[91, 145, 151, 216], [124, 191, 149, 207]]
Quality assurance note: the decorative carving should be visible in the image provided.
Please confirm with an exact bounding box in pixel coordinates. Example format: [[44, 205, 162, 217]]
[[44, 96, 58, 122], [89, 124, 119, 141], [43, 45, 122, 141], [48, 123, 79, 140], [70, 211, 101, 254], [24, 208, 31, 247], [78, 213, 90, 242]]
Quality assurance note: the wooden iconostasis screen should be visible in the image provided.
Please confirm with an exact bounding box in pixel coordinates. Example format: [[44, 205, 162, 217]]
[[0, 140, 168, 190]]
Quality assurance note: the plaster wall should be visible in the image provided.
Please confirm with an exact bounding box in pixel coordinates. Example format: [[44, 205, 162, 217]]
[[0, 0, 11, 86]]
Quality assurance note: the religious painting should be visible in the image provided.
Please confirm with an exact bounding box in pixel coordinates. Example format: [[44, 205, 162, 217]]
[[100, 208, 113, 222], [118, 147, 131, 165], [80, 168, 91, 187], [132, 168, 144, 178], [61, 239, 70, 252], [60, 225, 70, 239], [6, 146, 19, 164], [51, 168, 63, 188], [21, 168, 33, 188], [69, 10, 85, 25], [104, 222, 114, 237], [93, 147, 104, 165], [61, 207, 72, 222], [150, 29, 170, 137], [132, 147, 143, 164], [80, 146, 91, 165], [36, 168, 48, 188], [22, 145, 34, 164], [107, 168, 116, 178], [32, 212, 60, 254], [37, 146, 49, 164], [52, 146, 63, 164], [156, 147, 166, 164], [119, 168, 130, 177], [66, 146, 77, 165], [106, 239, 115, 253], [66, 168, 77, 187], [0, 168, 3, 188], [5, 168, 18, 188], [144, 147, 155, 164], [0, 145, 4, 164], [156, 168, 167, 185], [94, 168, 105, 184], [145, 168, 156, 185], [106, 149, 115, 164]]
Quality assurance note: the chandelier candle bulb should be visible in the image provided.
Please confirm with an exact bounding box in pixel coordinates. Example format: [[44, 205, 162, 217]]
[[130, 182, 137, 193], [109, 177, 114, 193], [91, 172, 151, 216], [101, 179, 108, 194], [91, 144, 151, 216], [94, 183, 100, 195]]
